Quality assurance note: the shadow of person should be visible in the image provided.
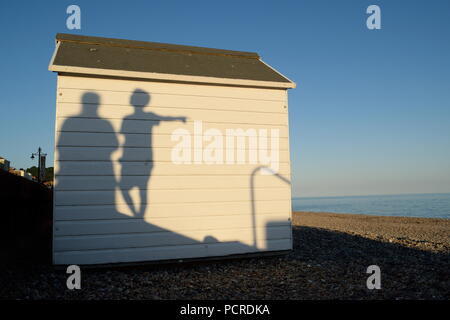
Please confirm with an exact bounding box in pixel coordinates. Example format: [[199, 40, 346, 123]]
[[119, 89, 187, 217], [57, 93, 119, 209]]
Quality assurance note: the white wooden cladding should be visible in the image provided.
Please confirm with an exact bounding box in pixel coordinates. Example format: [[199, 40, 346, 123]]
[[54, 239, 292, 265], [54, 161, 291, 176], [53, 75, 292, 264], [54, 214, 289, 236], [56, 132, 290, 149], [54, 226, 292, 252], [58, 88, 288, 114], [57, 75, 287, 101], [55, 200, 291, 221], [56, 148, 290, 162], [57, 103, 288, 125], [55, 118, 289, 136], [55, 188, 290, 206], [56, 175, 290, 191]]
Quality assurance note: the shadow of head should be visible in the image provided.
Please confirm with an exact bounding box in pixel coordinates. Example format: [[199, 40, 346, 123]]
[[81, 92, 100, 115], [131, 88, 150, 108], [203, 236, 219, 244]]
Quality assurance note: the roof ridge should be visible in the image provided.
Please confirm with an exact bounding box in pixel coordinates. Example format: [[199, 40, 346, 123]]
[[56, 33, 260, 59]]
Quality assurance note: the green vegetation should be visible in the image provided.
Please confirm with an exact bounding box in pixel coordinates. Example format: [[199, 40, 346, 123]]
[[26, 166, 54, 182]]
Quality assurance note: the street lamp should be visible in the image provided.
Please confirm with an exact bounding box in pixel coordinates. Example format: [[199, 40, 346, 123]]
[[31, 147, 47, 183]]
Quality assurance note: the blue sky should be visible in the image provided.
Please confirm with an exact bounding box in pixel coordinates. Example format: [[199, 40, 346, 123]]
[[0, 0, 449, 197]]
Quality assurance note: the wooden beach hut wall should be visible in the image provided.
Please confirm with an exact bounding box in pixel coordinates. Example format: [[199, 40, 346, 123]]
[[48, 33, 296, 265]]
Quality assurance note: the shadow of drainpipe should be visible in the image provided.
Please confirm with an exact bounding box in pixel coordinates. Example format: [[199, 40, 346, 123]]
[[250, 166, 291, 248]]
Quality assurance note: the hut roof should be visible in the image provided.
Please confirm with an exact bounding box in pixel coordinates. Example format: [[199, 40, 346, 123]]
[[49, 33, 295, 88]]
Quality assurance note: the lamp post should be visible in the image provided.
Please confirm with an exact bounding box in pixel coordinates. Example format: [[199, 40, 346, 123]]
[[31, 147, 47, 183]]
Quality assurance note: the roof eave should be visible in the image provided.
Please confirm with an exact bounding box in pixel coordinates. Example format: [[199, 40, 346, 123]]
[[49, 64, 296, 89]]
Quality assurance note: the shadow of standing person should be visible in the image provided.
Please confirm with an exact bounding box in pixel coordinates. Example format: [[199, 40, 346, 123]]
[[119, 89, 186, 217], [56, 92, 120, 212]]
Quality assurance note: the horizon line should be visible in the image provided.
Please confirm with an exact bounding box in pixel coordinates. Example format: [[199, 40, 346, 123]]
[[292, 192, 450, 199]]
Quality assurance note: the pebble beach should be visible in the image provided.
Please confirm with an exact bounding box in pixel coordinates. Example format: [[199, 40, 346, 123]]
[[1, 211, 448, 300]]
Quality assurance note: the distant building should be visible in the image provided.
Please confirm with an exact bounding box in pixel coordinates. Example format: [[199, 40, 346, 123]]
[[18, 170, 33, 181], [0, 157, 10, 171], [9, 168, 33, 180]]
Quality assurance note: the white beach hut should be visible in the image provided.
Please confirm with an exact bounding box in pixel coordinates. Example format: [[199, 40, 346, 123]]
[[49, 33, 296, 265]]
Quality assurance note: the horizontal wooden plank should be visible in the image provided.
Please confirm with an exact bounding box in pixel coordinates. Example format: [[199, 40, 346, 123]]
[[54, 161, 291, 176], [54, 188, 291, 206], [58, 75, 287, 101], [54, 226, 291, 252], [55, 146, 289, 162], [58, 88, 287, 114], [54, 200, 291, 221], [56, 103, 289, 126], [56, 132, 289, 149], [54, 214, 290, 236], [55, 117, 289, 136], [53, 239, 292, 265], [55, 174, 292, 191]]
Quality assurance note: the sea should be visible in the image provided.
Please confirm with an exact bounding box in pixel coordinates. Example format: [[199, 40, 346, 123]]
[[292, 193, 450, 219]]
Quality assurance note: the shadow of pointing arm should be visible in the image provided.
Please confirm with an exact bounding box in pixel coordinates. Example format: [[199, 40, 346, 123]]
[[156, 115, 187, 123]]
